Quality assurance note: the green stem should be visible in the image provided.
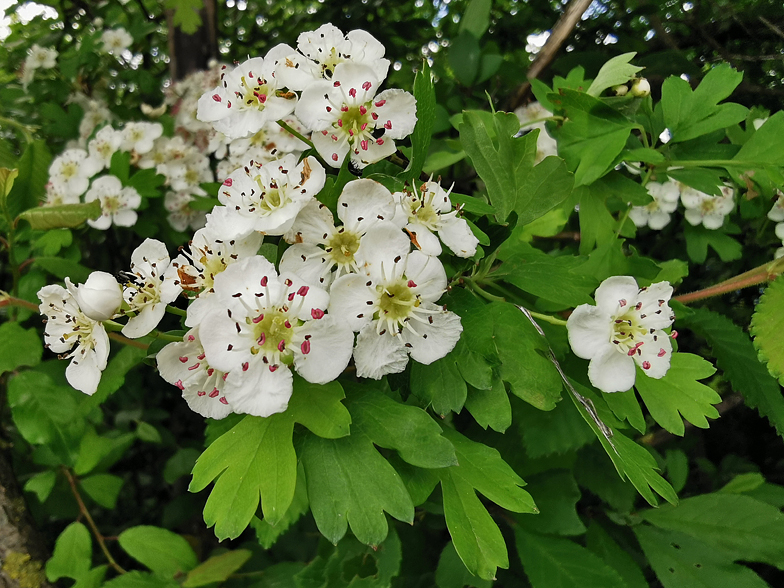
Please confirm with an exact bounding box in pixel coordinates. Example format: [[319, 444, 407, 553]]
[[166, 304, 187, 317], [632, 124, 650, 149], [276, 119, 314, 149], [614, 205, 632, 238], [464, 278, 505, 303], [0, 115, 34, 144], [526, 310, 568, 327], [664, 159, 753, 168], [154, 331, 182, 342]]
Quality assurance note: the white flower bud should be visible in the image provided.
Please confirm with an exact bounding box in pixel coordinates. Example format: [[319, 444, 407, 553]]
[[631, 78, 651, 97], [613, 84, 628, 96], [73, 271, 123, 321]]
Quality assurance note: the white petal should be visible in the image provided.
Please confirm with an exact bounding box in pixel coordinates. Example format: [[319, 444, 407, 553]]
[[373, 88, 417, 140], [594, 276, 640, 317], [588, 346, 636, 393], [405, 251, 447, 302], [122, 301, 167, 338], [566, 305, 612, 360], [438, 215, 479, 258], [328, 273, 376, 332], [407, 222, 442, 256], [354, 324, 409, 379], [311, 127, 350, 167], [223, 359, 293, 417], [199, 311, 255, 373], [279, 243, 334, 288], [66, 352, 103, 395], [635, 333, 672, 379], [293, 316, 354, 383], [284, 199, 335, 244], [401, 305, 462, 365], [357, 222, 412, 280], [337, 178, 396, 233]]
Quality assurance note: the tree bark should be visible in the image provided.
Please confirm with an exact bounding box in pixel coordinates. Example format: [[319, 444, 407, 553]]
[[166, 0, 218, 81], [0, 450, 53, 588]]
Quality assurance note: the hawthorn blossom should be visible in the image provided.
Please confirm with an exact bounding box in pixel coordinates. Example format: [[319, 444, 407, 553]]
[[196, 46, 298, 139], [567, 276, 675, 393], [391, 180, 479, 257], [101, 28, 133, 56], [767, 190, 784, 222], [71, 271, 123, 321], [76, 96, 113, 144], [48, 149, 102, 199], [164, 190, 208, 233], [276, 24, 390, 90], [121, 239, 182, 338], [26, 44, 58, 69], [295, 62, 417, 168], [629, 180, 681, 230], [43, 183, 80, 207], [159, 150, 213, 192], [681, 184, 734, 229], [121, 122, 164, 155], [776, 222, 784, 259], [38, 283, 110, 395], [515, 101, 558, 163], [329, 224, 463, 379], [197, 256, 354, 417], [280, 178, 399, 287], [84, 175, 142, 230], [156, 327, 233, 419], [206, 154, 325, 239], [87, 125, 123, 170]]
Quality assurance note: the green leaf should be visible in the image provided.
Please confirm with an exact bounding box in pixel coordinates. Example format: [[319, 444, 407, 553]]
[[577, 185, 617, 254], [548, 89, 634, 186], [603, 388, 647, 433], [567, 379, 677, 506], [286, 377, 352, 439], [720, 472, 765, 494], [676, 303, 784, 438], [586, 522, 648, 588], [24, 470, 57, 502], [102, 571, 179, 588], [109, 151, 131, 183], [89, 346, 149, 406], [401, 61, 436, 182], [127, 169, 166, 199], [189, 414, 297, 539], [574, 445, 638, 513], [33, 228, 73, 256], [0, 322, 42, 375], [464, 376, 512, 433], [80, 474, 123, 509], [495, 236, 597, 306], [300, 431, 414, 547], [19, 201, 102, 230], [5, 140, 51, 219], [0, 167, 18, 201], [136, 421, 162, 443], [733, 111, 784, 166], [515, 395, 595, 458], [515, 471, 586, 536], [449, 31, 481, 86], [252, 463, 309, 549], [515, 528, 626, 588], [117, 526, 198, 577], [619, 147, 665, 164], [411, 354, 467, 416], [163, 447, 201, 484], [390, 454, 440, 506], [633, 353, 720, 435], [344, 384, 457, 468], [436, 541, 492, 588], [34, 256, 91, 283], [667, 168, 724, 196], [459, 0, 491, 38], [635, 524, 771, 588], [665, 448, 690, 493], [164, 0, 203, 33], [460, 111, 573, 222], [641, 493, 784, 569], [684, 225, 742, 263], [751, 275, 784, 385], [8, 371, 85, 465], [74, 428, 135, 475], [182, 550, 252, 588], [46, 522, 92, 582], [587, 52, 643, 97]]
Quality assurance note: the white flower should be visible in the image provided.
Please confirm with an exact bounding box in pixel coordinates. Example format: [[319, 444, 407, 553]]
[[206, 154, 325, 239], [196, 256, 354, 417], [567, 276, 675, 393], [72, 271, 123, 321], [87, 125, 123, 170], [629, 180, 681, 230], [391, 180, 479, 257], [295, 62, 416, 169], [37, 283, 110, 395], [121, 239, 182, 338], [276, 24, 390, 90], [776, 222, 784, 258], [84, 175, 142, 230], [163, 190, 208, 233], [121, 122, 164, 154], [49, 149, 102, 199], [43, 182, 80, 207], [681, 184, 735, 229], [27, 44, 58, 69], [515, 102, 558, 164], [156, 327, 233, 419], [631, 78, 651, 97], [159, 150, 213, 191], [768, 190, 784, 222], [101, 28, 133, 56], [329, 224, 463, 379], [77, 98, 113, 144], [280, 178, 399, 287], [196, 46, 299, 139]]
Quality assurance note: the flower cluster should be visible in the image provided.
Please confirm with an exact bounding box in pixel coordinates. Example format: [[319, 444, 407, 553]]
[[21, 44, 58, 90], [628, 180, 735, 231]]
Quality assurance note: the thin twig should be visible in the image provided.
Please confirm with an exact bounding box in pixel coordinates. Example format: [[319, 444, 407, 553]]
[[62, 469, 126, 575], [759, 16, 784, 41]]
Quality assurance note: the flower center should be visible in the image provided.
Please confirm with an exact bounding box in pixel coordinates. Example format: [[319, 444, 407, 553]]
[[250, 309, 296, 362], [377, 281, 417, 324], [337, 105, 374, 143], [240, 76, 270, 110], [321, 48, 344, 78], [102, 195, 121, 214], [60, 162, 78, 179], [610, 308, 649, 355], [325, 229, 361, 267]]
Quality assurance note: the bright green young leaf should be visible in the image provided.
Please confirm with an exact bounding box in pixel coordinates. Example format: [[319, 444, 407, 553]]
[[459, 0, 491, 38], [74, 428, 136, 475], [344, 384, 457, 468], [0, 322, 42, 375], [401, 61, 436, 182], [635, 525, 771, 588], [136, 421, 162, 444], [515, 528, 626, 588], [300, 431, 414, 547], [633, 353, 720, 435], [286, 378, 352, 439], [515, 396, 595, 458], [568, 379, 677, 506], [8, 371, 86, 466], [751, 275, 784, 385], [667, 168, 724, 196], [5, 140, 51, 219], [641, 493, 784, 569], [24, 470, 57, 503], [460, 111, 573, 222], [602, 388, 647, 434], [586, 522, 648, 588], [18, 201, 102, 230], [436, 541, 492, 588], [515, 471, 585, 536], [46, 522, 92, 582], [464, 376, 512, 433], [587, 52, 643, 97], [720, 472, 765, 494], [80, 474, 124, 509], [733, 110, 784, 166], [117, 526, 198, 577], [495, 235, 597, 307], [182, 550, 252, 588], [127, 168, 166, 198], [252, 463, 309, 549], [0, 167, 17, 201], [33, 229, 73, 256], [548, 89, 634, 186], [109, 150, 131, 183], [577, 185, 617, 254], [676, 303, 784, 438], [189, 414, 297, 539], [619, 147, 665, 164]]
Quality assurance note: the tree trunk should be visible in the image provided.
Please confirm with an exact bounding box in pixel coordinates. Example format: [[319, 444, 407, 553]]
[[166, 0, 218, 81]]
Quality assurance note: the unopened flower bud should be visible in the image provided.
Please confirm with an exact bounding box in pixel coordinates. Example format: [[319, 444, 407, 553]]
[[631, 78, 650, 97], [141, 102, 167, 118], [613, 84, 628, 96], [72, 271, 122, 321]]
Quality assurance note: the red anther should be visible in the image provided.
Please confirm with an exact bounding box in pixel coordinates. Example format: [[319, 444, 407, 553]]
[[212, 94, 221, 102], [322, 130, 329, 135], [642, 361, 651, 370], [361, 122, 368, 131], [261, 276, 268, 287], [341, 105, 349, 112], [277, 340, 286, 352], [375, 100, 386, 107], [188, 362, 200, 370], [223, 178, 233, 186], [197, 353, 205, 360], [288, 292, 295, 301], [377, 139, 384, 145], [301, 340, 311, 354], [284, 320, 291, 328], [362, 81, 372, 91], [359, 105, 367, 115], [384, 120, 392, 129], [209, 388, 220, 398], [311, 308, 325, 319], [332, 153, 339, 161], [670, 330, 678, 339], [298, 285, 310, 296], [242, 362, 249, 371], [361, 140, 369, 150], [658, 348, 667, 357], [349, 88, 357, 98], [179, 356, 188, 363], [175, 380, 185, 390], [269, 364, 278, 372], [348, 129, 354, 137], [253, 314, 264, 323], [187, 335, 195, 341], [219, 397, 229, 404], [333, 81, 341, 87], [258, 333, 266, 345], [223, 373, 228, 380], [338, 119, 343, 127], [207, 368, 214, 376], [407, 280, 417, 288], [619, 299, 627, 307], [197, 391, 206, 396]]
